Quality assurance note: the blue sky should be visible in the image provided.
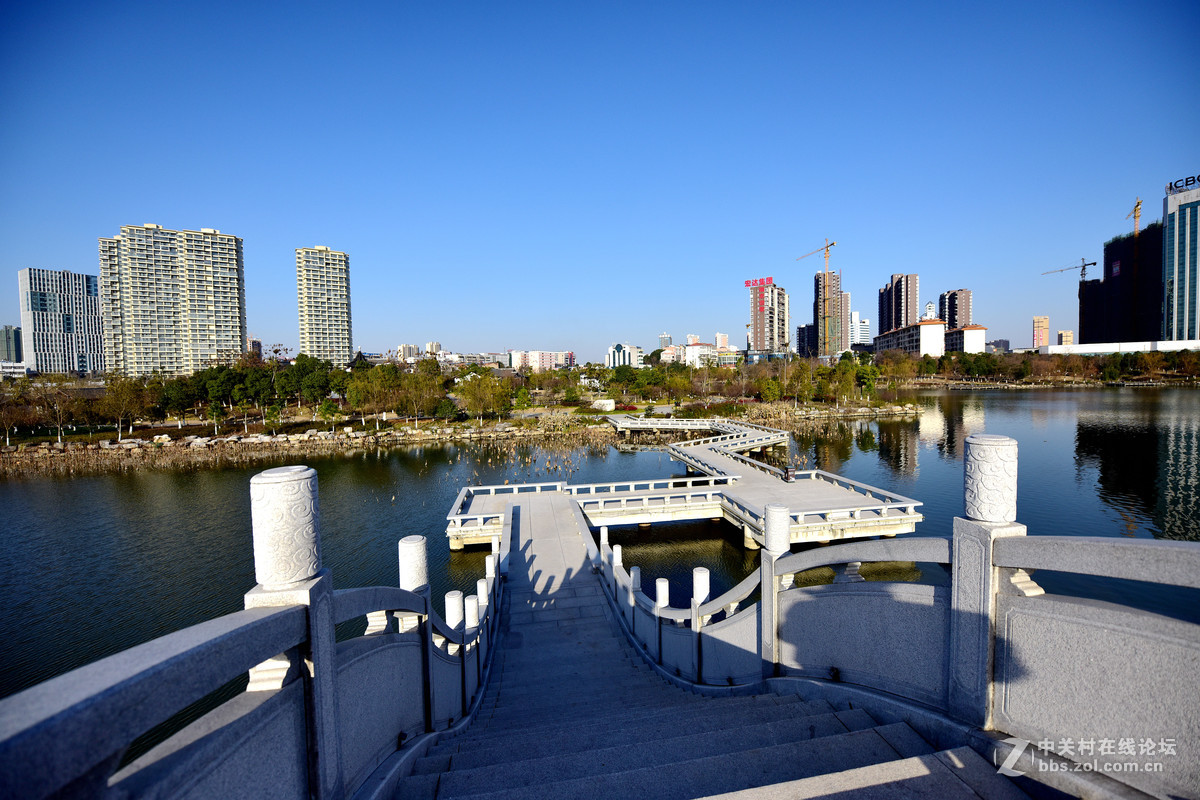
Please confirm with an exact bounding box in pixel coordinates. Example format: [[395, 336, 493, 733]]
[[2, 1, 1196, 362]]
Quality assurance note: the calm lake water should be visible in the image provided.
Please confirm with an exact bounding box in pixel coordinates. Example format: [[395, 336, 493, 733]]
[[2, 388, 1197, 700]]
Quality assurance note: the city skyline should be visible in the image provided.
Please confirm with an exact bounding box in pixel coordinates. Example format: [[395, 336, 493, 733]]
[[1, 3, 1197, 361]]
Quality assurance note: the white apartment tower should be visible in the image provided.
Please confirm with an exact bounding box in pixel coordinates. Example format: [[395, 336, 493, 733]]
[[297, 246, 353, 365], [18, 268, 104, 374], [99, 224, 246, 376]]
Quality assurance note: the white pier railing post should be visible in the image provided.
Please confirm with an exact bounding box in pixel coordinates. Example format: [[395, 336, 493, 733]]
[[949, 434, 1042, 728], [654, 577, 670, 664], [759, 503, 791, 681], [692, 566, 711, 683], [242, 465, 344, 800]]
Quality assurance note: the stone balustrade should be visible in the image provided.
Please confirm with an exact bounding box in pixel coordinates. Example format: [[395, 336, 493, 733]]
[[0, 465, 507, 800], [599, 434, 1200, 798]]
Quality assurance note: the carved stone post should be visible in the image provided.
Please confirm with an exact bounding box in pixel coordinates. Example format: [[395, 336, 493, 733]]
[[760, 503, 790, 680], [242, 466, 343, 800], [949, 434, 1042, 728]]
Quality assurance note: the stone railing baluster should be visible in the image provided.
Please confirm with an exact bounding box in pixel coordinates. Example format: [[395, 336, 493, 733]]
[[242, 465, 343, 799]]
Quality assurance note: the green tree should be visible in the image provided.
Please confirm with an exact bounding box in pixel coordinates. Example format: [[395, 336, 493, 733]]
[[30, 375, 76, 443], [301, 370, 330, 406], [459, 372, 511, 424], [759, 378, 781, 402], [206, 402, 226, 435], [264, 403, 282, 435], [856, 364, 880, 396], [102, 373, 146, 441], [161, 378, 195, 428], [317, 398, 341, 430], [0, 378, 33, 446]]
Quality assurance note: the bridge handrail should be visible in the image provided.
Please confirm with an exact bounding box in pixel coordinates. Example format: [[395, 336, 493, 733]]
[[0, 605, 308, 800], [992, 536, 1200, 589], [463, 482, 565, 496], [698, 569, 763, 617], [332, 586, 428, 624], [718, 448, 787, 479], [564, 475, 738, 495], [774, 537, 951, 578], [802, 469, 921, 506], [577, 490, 724, 512]]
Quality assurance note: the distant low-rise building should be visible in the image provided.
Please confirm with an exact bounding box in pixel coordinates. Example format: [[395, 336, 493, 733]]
[[606, 343, 645, 369], [986, 339, 1010, 353], [874, 319, 946, 358], [510, 350, 574, 372], [945, 325, 988, 354]]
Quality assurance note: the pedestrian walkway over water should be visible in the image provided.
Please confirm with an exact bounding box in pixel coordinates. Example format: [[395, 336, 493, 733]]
[[446, 416, 922, 549]]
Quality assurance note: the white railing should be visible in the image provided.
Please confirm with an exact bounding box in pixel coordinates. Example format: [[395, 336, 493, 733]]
[[0, 468, 509, 800], [596, 434, 1200, 800]]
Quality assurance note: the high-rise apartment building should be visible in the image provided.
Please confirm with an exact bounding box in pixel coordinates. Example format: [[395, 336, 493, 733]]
[[878, 274, 919, 335], [2, 325, 22, 363], [849, 312, 872, 345], [18, 269, 104, 374], [813, 272, 850, 356], [714, 332, 729, 348], [99, 224, 246, 376], [879, 274, 920, 333], [297, 246, 352, 365], [746, 277, 789, 353], [938, 289, 973, 330], [1163, 184, 1200, 340], [1032, 316, 1050, 348], [659, 333, 672, 349], [1057, 330, 1074, 346], [425, 341, 442, 354]]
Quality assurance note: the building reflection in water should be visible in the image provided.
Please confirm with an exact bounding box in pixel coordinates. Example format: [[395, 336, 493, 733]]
[[875, 393, 987, 476], [1075, 391, 1200, 542]]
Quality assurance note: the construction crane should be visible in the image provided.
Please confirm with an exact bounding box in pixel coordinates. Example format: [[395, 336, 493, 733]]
[[1127, 197, 1142, 238], [797, 239, 837, 357], [1042, 258, 1096, 281]]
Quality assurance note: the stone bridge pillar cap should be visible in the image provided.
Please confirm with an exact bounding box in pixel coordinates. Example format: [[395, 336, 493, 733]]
[[252, 465, 315, 483], [965, 434, 1016, 445]]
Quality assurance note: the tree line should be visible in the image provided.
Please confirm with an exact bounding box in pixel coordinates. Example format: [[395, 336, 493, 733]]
[[2, 347, 1195, 446]]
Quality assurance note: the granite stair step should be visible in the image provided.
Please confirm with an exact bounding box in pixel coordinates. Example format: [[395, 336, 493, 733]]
[[439, 695, 827, 751], [434, 708, 880, 775], [485, 681, 680, 711], [694, 746, 1032, 800], [427, 722, 934, 800], [476, 689, 710, 728]]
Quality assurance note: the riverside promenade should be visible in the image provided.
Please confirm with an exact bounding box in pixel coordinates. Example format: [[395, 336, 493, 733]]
[[1, 427, 1198, 799]]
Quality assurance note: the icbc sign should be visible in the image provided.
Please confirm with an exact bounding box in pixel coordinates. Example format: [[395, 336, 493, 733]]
[[745, 277, 774, 287], [1166, 174, 1200, 195]]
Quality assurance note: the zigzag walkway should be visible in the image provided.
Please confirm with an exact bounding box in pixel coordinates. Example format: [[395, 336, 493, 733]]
[[397, 493, 1028, 799]]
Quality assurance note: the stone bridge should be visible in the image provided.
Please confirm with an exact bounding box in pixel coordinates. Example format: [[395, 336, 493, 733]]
[[1, 434, 1198, 799]]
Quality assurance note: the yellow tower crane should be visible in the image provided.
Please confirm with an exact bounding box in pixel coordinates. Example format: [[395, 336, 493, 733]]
[[1127, 197, 1142, 238], [797, 239, 838, 356]]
